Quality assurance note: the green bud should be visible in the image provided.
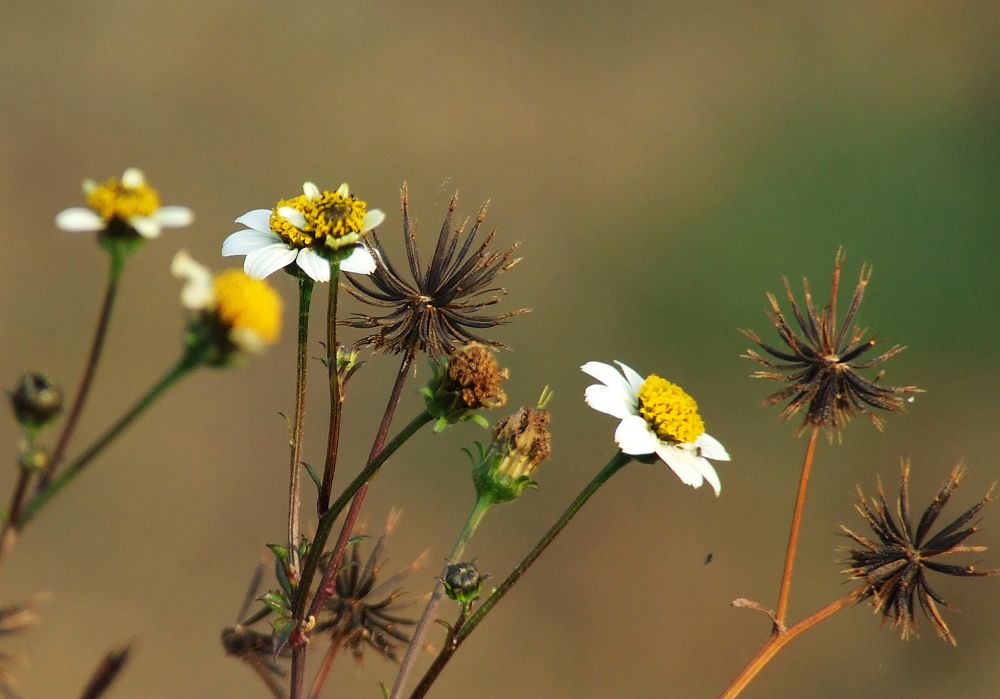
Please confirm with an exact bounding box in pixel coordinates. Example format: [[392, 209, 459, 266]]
[[9, 373, 63, 430], [18, 445, 50, 472], [443, 561, 485, 607]]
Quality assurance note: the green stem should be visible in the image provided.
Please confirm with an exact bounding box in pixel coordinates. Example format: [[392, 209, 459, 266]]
[[287, 277, 314, 572], [390, 495, 493, 699], [41, 249, 125, 489], [409, 451, 631, 699], [287, 277, 314, 699], [318, 267, 342, 515], [20, 349, 202, 527]]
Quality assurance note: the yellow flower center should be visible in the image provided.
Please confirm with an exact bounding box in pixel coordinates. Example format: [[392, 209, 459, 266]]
[[269, 190, 368, 249], [86, 177, 160, 220], [212, 270, 282, 344], [637, 375, 705, 444]]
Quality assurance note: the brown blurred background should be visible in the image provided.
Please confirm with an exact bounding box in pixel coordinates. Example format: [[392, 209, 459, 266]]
[[2, 2, 1000, 697]]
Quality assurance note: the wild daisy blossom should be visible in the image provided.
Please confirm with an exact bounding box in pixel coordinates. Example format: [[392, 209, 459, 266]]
[[582, 361, 730, 495], [172, 250, 282, 354], [221, 182, 384, 283], [55, 168, 193, 239]]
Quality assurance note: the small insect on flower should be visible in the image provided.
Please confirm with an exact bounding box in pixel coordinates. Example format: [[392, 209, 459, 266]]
[[742, 248, 921, 439], [55, 167, 193, 239], [344, 183, 526, 360], [582, 361, 729, 495], [840, 461, 999, 645], [222, 181, 384, 283]]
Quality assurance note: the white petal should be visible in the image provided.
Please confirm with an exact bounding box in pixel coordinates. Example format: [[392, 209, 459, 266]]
[[121, 168, 146, 188], [695, 433, 730, 461], [171, 250, 214, 310], [277, 206, 308, 230], [580, 361, 635, 404], [296, 248, 331, 283], [235, 209, 274, 232], [680, 444, 722, 495], [154, 206, 194, 228], [303, 182, 320, 200], [614, 415, 660, 455], [361, 209, 385, 232], [129, 215, 161, 239], [656, 444, 705, 490], [615, 361, 645, 393], [339, 245, 376, 275], [222, 228, 283, 256], [337, 183, 349, 197], [584, 385, 633, 419], [244, 244, 297, 279], [55, 208, 104, 232], [81, 179, 98, 195]]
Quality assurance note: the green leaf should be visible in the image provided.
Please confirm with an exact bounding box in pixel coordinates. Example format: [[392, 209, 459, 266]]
[[267, 543, 290, 566], [259, 590, 290, 615], [302, 461, 322, 492], [378, 682, 390, 699], [271, 617, 294, 657]]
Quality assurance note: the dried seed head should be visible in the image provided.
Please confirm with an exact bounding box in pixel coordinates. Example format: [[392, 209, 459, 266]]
[[447, 343, 509, 410], [840, 460, 999, 645], [742, 248, 921, 440]]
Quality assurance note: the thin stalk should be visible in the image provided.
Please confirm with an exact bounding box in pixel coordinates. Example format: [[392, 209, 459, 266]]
[[287, 277, 314, 699], [318, 267, 342, 514], [307, 635, 344, 699], [718, 587, 864, 699], [42, 249, 125, 489], [0, 467, 32, 566], [287, 277, 314, 572], [290, 349, 417, 699], [390, 495, 493, 699], [774, 426, 820, 628], [409, 451, 632, 699], [20, 349, 203, 527]]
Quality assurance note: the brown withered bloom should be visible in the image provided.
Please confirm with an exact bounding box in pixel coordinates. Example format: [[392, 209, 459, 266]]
[[840, 461, 999, 645], [447, 343, 509, 410], [316, 511, 423, 664], [742, 248, 920, 437], [344, 183, 526, 360]]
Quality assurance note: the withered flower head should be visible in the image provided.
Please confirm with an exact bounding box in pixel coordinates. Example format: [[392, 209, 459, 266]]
[[840, 461, 999, 645], [447, 343, 509, 410], [344, 183, 526, 360], [316, 511, 422, 665], [742, 249, 921, 438]]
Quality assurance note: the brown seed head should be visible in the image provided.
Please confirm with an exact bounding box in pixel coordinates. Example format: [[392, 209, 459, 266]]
[[447, 343, 509, 410], [741, 248, 921, 439], [839, 460, 999, 645], [493, 406, 552, 479]]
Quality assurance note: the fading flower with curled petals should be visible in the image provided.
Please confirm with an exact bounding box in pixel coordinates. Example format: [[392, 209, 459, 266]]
[[56, 167, 193, 239], [222, 181, 383, 283], [582, 361, 729, 495]]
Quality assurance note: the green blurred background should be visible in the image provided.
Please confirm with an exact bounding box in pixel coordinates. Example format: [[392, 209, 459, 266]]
[[2, 2, 999, 697]]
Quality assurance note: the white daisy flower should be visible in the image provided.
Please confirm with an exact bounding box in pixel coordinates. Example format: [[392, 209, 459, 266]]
[[172, 250, 282, 355], [221, 181, 385, 283], [55, 167, 193, 239], [582, 360, 730, 495]]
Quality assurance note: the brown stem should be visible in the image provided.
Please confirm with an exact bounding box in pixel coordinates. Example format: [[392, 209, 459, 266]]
[[41, 252, 124, 489], [0, 468, 32, 568], [718, 587, 864, 699], [774, 426, 820, 628], [307, 635, 344, 699]]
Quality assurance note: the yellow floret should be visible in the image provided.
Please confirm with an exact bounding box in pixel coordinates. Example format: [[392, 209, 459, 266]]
[[637, 375, 705, 444], [212, 270, 282, 345], [86, 177, 160, 220]]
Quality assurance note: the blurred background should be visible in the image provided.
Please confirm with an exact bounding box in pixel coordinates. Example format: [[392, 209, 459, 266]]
[[2, 2, 999, 697]]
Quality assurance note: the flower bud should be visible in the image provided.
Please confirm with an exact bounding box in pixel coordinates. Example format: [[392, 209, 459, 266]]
[[9, 373, 63, 430], [443, 561, 485, 607]]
